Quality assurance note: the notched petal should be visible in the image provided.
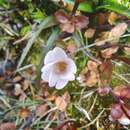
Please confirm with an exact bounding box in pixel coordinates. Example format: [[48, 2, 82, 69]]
[[75, 15, 89, 29], [60, 22, 75, 33], [55, 10, 69, 24]]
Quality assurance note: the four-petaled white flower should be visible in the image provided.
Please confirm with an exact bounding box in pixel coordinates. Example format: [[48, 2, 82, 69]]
[[41, 47, 77, 89]]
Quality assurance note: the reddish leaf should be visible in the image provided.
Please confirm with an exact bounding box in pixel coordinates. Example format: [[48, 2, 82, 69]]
[[75, 15, 89, 29], [111, 104, 123, 120], [124, 47, 130, 54], [55, 91, 70, 111], [110, 22, 127, 38], [85, 28, 95, 38], [36, 104, 48, 117], [108, 12, 118, 25], [99, 60, 113, 86], [55, 10, 69, 24], [101, 46, 119, 58], [121, 104, 130, 119], [60, 22, 75, 33], [120, 87, 130, 99], [0, 122, 16, 130]]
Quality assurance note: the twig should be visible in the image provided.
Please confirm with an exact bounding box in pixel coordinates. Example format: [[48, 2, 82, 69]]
[[79, 109, 105, 129]]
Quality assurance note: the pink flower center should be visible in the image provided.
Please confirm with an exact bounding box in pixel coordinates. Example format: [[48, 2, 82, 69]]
[[54, 61, 67, 74]]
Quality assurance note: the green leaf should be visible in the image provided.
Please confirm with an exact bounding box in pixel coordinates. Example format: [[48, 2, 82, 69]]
[[17, 16, 57, 69], [64, 0, 93, 12], [97, 0, 130, 18], [32, 8, 46, 23], [78, 1, 94, 12], [36, 29, 60, 84]]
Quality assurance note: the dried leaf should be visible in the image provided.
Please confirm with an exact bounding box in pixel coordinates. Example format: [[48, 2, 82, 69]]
[[99, 60, 113, 86], [78, 62, 99, 87], [85, 28, 95, 38], [120, 87, 130, 99], [97, 13, 108, 25], [85, 70, 99, 87], [101, 46, 119, 58], [95, 32, 109, 46], [22, 80, 29, 90], [63, 91, 70, 104], [19, 108, 30, 119], [108, 12, 118, 25], [87, 60, 98, 71], [114, 85, 126, 96], [36, 104, 48, 117], [124, 47, 130, 54], [47, 95, 56, 101], [109, 23, 127, 39], [13, 76, 22, 82], [0, 122, 16, 130], [66, 43, 77, 53], [55, 91, 70, 111]]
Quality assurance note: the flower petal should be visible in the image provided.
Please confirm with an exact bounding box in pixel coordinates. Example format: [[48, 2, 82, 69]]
[[55, 79, 68, 89], [118, 117, 130, 125], [44, 47, 67, 65], [60, 22, 75, 33], [41, 64, 53, 81], [66, 58, 77, 73], [61, 73, 75, 81], [44, 50, 54, 65], [55, 10, 69, 24], [75, 15, 89, 29], [49, 71, 59, 87]]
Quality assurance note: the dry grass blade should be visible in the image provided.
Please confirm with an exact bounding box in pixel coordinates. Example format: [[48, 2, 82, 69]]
[[75, 104, 91, 121], [80, 108, 105, 129], [17, 16, 57, 69]]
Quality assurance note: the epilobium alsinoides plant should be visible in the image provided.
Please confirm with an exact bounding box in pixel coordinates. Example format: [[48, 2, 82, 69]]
[[41, 47, 77, 89]]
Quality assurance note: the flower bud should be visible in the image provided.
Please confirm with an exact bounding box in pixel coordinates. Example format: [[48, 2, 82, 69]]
[[111, 104, 123, 120], [97, 87, 110, 96]]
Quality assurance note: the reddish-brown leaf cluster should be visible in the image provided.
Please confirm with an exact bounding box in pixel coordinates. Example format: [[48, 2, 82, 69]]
[[110, 86, 130, 125], [78, 60, 113, 88], [0, 122, 16, 130], [55, 91, 70, 111], [55, 10, 89, 33]]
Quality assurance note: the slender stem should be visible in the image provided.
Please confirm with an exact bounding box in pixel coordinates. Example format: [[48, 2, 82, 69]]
[[71, 0, 80, 15]]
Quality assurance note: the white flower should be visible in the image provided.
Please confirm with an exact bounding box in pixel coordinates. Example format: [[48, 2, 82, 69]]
[[118, 116, 130, 125], [41, 47, 77, 89]]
